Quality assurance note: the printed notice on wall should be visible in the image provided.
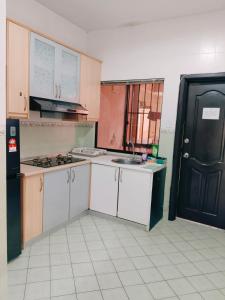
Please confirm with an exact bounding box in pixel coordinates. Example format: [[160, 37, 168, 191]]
[[202, 107, 220, 120]]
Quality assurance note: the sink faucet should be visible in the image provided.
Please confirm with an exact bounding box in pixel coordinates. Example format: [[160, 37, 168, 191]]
[[129, 141, 135, 160]]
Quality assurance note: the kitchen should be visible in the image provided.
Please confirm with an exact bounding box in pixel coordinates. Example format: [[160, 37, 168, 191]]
[[1, 0, 225, 300]]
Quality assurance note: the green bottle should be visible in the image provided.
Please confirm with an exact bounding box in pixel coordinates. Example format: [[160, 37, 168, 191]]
[[152, 144, 159, 158]]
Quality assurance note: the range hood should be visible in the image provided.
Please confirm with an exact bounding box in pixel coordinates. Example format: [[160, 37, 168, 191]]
[[30, 97, 88, 118]]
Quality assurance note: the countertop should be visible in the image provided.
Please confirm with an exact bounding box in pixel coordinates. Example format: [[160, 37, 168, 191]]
[[20, 153, 166, 177]]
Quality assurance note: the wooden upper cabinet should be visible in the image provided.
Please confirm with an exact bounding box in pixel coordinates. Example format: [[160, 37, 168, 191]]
[[22, 174, 43, 244], [80, 55, 101, 121], [7, 21, 30, 119]]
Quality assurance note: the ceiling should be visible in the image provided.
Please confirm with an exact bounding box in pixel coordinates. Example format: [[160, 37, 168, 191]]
[[36, 0, 225, 32]]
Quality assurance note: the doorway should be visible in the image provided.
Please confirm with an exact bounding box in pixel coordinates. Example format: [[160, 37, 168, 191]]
[[169, 73, 225, 229]]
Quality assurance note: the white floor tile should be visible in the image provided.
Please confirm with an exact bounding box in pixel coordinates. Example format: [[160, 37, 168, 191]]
[[201, 290, 225, 300], [8, 284, 25, 300], [149, 254, 171, 267], [89, 250, 109, 261], [27, 267, 50, 283], [131, 256, 153, 269], [138, 267, 163, 283], [51, 264, 73, 280], [51, 278, 75, 297], [147, 281, 175, 299], [102, 287, 128, 300], [8, 269, 27, 285], [8, 257, 29, 270], [25, 281, 50, 300], [77, 291, 103, 300], [93, 260, 115, 274], [51, 294, 77, 300], [157, 264, 182, 280], [70, 251, 90, 264], [50, 243, 69, 254], [187, 275, 214, 292], [125, 284, 153, 300], [72, 262, 95, 277], [168, 278, 196, 295], [50, 253, 71, 266], [118, 270, 143, 286], [179, 293, 202, 299], [75, 275, 99, 293], [124, 246, 145, 258], [112, 258, 135, 272], [97, 273, 122, 289], [176, 262, 201, 276], [29, 255, 50, 268], [206, 272, 225, 288], [107, 248, 127, 259], [30, 245, 49, 256]]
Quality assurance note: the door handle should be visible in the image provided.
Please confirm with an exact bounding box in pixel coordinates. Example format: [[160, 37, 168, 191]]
[[72, 169, 75, 182], [184, 138, 190, 144], [183, 153, 190, 159]]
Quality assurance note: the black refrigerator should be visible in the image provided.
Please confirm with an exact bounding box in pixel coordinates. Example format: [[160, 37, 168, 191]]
[[6, 119, 21, 262]]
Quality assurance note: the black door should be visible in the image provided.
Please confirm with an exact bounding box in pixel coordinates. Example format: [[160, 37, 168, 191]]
[[177, 79, 225, 229]]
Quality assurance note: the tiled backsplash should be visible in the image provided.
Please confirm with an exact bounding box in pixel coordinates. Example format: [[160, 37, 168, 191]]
[[20, 118, 95, 159]]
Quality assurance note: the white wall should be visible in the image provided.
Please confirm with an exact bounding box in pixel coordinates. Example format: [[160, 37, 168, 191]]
[[0, 0, 7, 298], [6, 0, 88, 52], [87, 10, 225, 209]]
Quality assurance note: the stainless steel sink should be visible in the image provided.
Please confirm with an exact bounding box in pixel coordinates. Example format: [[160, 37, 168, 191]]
[[111, 158, 143, 165]]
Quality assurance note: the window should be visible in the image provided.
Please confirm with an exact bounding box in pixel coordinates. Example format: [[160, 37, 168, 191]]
[[97, 80, 164, 153]]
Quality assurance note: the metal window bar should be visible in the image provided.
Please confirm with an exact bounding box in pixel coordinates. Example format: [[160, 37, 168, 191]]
[[124, 81, 163, 151]]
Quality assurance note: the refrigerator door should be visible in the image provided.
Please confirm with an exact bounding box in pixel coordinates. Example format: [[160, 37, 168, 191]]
[[7, 175, 21, 261], [6, 119, 20, 177]]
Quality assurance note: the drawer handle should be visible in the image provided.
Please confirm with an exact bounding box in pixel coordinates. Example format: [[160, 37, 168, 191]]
[[67, 170, 70, 183], [24, 96, 28, 111], [40, 177, 43, 192]]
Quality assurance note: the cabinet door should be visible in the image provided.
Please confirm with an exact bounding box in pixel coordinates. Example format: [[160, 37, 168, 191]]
[[43, 169, 70, 232], [58, 46, 80, 103], [7, 21, 29, 119], [80, 55, 101, 121], [90, 164, 118, 216], [118, 169, 153, 225], [22, 174, 43, 243], [70, 164, 90, 219], [30, 33, 57, 100]]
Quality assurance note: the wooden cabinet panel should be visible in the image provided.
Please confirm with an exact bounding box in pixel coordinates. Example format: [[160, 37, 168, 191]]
[[7, 21, 29, 119], [118, 168, 152, 225], [90, 164, 118, 216], [22, 174, 43, 243], [80, 55, 101, 121]]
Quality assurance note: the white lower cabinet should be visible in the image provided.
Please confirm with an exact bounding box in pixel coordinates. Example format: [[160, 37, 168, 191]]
[[90, 164, 119, 216], [70, 164, 90, 219], [118, 168, 153, 225], [43, 169, 70, 231], [43, 164, 90, 232]]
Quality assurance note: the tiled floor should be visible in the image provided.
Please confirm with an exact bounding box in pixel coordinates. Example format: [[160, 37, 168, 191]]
[[8, 213, 225, 300]]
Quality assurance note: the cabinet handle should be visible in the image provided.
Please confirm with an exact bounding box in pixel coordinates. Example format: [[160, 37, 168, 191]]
[[24, 96, 28, 111], [72, 169, 75, 182], [40, 177, 43, 192], [119, 170, 123, 183], [114, 169, 118, 181], [67, 170, 70, 183], [59, 85, 62, 99], [55, 84, 58, 98]]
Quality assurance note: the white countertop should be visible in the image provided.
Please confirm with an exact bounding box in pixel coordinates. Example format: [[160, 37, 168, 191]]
[[20, 152, 166, 177]]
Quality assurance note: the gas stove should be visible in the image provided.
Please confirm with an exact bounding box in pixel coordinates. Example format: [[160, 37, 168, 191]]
[[22, 154, 86, 168]]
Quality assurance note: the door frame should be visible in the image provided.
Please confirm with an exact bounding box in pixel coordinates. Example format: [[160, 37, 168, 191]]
[[169, 72, 225, 221]]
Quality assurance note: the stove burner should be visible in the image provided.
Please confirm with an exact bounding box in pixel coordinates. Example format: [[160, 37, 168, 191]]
[[22, 155, 85, 168]]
